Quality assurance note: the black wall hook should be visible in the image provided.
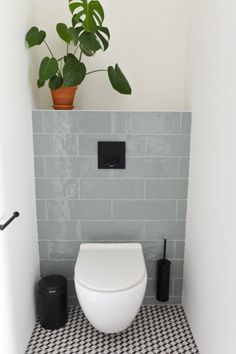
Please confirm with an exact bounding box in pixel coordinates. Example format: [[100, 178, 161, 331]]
[[0, 211, 20, 231]]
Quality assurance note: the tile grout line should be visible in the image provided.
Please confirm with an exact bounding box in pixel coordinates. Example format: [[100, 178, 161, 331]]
[[37, 218, 187, 223], [32, 132, 191, 136], [35, 177, 189, 180]]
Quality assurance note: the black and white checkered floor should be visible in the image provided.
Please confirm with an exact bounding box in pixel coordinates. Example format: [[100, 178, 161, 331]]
[[26, 305, 199, 354]]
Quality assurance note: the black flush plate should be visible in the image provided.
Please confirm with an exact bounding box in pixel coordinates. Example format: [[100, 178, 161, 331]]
[[98, 141, 125, 169]]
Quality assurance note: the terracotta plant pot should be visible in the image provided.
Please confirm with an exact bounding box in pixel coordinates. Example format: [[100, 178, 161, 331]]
[[51, 86, 78, 110]]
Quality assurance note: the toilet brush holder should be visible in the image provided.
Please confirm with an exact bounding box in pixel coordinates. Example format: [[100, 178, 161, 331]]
[[156, 239, 171, 302]]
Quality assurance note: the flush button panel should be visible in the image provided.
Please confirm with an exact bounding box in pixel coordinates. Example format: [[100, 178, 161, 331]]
[[98, 141, 125, 169]]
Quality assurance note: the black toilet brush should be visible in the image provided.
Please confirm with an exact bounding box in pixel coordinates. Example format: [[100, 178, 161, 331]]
[[156, 238, 171, 302]]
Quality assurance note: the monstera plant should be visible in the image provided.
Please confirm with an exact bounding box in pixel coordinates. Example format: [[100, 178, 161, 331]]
[[25, 0, 132, 109]]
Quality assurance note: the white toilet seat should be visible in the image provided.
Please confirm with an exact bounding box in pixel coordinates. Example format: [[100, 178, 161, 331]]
[[75, 243, 146, 292], [74, 243, 147, 333]]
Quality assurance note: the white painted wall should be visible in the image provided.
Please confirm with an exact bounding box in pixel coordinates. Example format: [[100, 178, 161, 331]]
[[34, 0, 189, 110], [0, 1, 40, 353], [183, 1, 236, 353]]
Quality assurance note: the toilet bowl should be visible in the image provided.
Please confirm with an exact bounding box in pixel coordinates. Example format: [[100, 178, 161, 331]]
[[74, 243, 147, 333]]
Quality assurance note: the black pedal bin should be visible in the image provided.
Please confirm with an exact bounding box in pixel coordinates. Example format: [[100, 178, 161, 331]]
[[38, 275, 67, 330]]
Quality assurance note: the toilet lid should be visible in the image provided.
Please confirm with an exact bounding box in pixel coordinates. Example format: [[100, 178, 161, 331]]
[[75, 243, 146, 292]]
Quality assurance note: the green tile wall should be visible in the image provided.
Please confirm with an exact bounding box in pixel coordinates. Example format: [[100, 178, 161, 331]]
[[33, 111, 191, 305]]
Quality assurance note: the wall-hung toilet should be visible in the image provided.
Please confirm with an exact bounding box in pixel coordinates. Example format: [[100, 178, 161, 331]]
[[74, 243, 147, 333]]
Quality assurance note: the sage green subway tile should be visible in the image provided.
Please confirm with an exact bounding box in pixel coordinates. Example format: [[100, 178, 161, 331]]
[[179, 158, 190, 178], [170, 260, 184, 277], [146, 135, 190, 156], [141, 240, 175, 260], [113, 157, 178, 178], [175, 240, 185, 259], [145, 221, 185, 240], [80, 179, 144, 199], [142, 297, 157, 305], [169, 279, 174, 297], [48, 241, 80, 259], [79, 134, 145, 156], [40, 260, 75, 277], [35, 178, 79, 199], [43, 111, 70, 133], [46, 200, 71, 220], [45, 157, 111, 178], [177, 200, 187, 219], [34, 157, 45, 177], [81, 221, 144, 241], [38, 220, 80, 240], [174, 279, 183, 297], [145, 261, 157, 278], [47, 200, 111, 220], [45, 157, 75, 177], [145, 278, 156, 297], [113, 200, 176, 220], [67, 279, 76, 297], [181, 112, 192, 134], [38, 241, 48, 259], [36, 200, 47, 219], [114, 115, 126, 133], [113, 112, 181, 134], [70, 200, 111, 220], [168, 297, 182, 304], [32, 111, 43, 132], [33, 134, 78, 156], [43, 111, 112, 133], [76, 157, 112, 177], [68, 111, 112, 133], [146, 179, 188, 199]]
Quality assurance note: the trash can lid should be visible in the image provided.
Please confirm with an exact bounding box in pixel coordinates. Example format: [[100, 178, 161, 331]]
[[39, 275, 67, 293]]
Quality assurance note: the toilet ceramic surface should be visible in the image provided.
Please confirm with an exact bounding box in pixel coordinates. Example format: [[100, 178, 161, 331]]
[[75, 243, 146, 292], [74, 243, 147, 333]]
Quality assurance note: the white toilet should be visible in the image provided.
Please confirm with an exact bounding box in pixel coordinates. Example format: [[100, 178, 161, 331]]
[[74, 243, 147, 333]]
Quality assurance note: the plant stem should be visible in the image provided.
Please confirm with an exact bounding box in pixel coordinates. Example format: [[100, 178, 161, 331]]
[[44, 40, 54, 57], [66, 44, 69, 55], [86, 69, 107, 75], [78, 49, 83, 62], [74, 44, 80, 55]]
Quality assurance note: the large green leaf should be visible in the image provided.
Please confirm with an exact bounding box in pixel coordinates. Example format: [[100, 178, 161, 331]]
[[39, 57, 58, 81], [108, 64, 132, 95], [69, 27, 81, 45], [25, 27, 46, 48], [63, 55, 86, 86], [56, 23, 73, 44], [37, 78, 45, 88], [64, 53, 77, 63], [76, 25, 110, 54], [79, 32, 101, 53], [69, 0, 104, 32], [95, 26, 110, 51], [80, 45, 94, 57], [49, 76, 63, 90]]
